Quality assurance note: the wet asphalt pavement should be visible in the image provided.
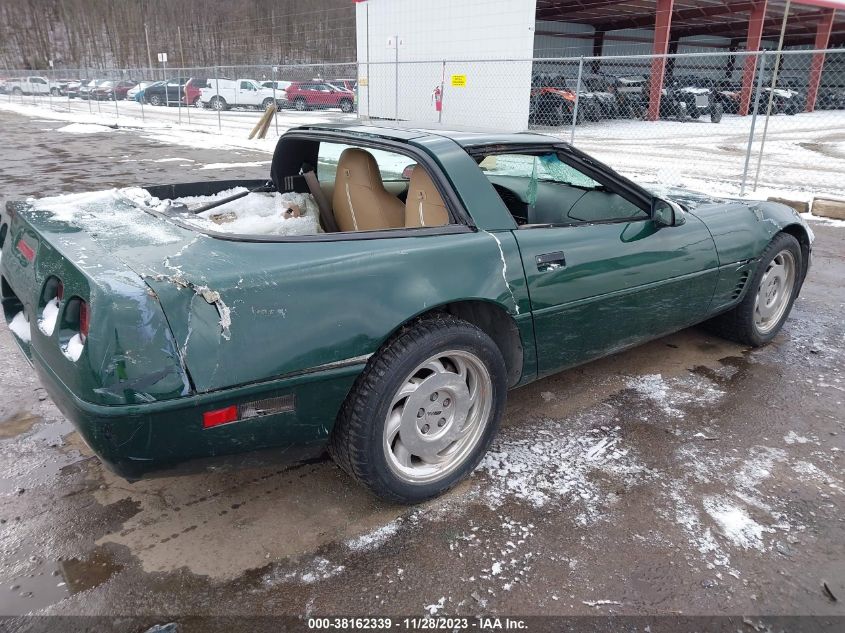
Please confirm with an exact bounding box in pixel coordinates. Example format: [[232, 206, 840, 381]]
[[0, 110, 843, 630]]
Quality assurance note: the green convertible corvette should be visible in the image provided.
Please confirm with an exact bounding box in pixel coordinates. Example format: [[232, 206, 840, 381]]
[[1, 124, 812, 503]]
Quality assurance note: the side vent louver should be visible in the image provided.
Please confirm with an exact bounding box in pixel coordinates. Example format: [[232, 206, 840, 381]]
[[732, 271, 751, 300]]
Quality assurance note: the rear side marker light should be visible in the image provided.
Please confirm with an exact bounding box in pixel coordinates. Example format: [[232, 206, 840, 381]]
[[203, 395, 295, 429], [17, 239, 35, 262], [79, 300, 90, 338]]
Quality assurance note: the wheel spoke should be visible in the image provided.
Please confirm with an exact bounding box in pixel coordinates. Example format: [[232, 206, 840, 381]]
[[391, 380, 420, 407], [392, 438, 413, 468], [385, 408, 402, 442], [422, 358, 447, 375]]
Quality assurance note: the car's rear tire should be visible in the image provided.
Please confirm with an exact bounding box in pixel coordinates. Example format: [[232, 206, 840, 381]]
[[710, 102, 724, 123], [329, 314, 507, 504], [704, 232, 803, 347], [294, 97, 307, 111], [211, 96, 227, 111]]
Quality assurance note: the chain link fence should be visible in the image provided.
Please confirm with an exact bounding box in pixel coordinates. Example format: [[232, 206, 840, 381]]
[[1, 50, 843, 197]]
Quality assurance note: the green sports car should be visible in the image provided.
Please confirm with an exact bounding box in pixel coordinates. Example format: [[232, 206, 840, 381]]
[[0, 124, 812, 503]]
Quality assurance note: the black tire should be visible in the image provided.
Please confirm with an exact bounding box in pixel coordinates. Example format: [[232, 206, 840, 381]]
[[704, 232, 803, 347], [710, 102, 724, 123], [149, 94, 163, 106], [211, 96, 227, 111], [12, 87, 22, 96], [329, 314, 508, 504], [294, 97, 307, 111], [261, 97, 276, 111], [339, 98, 354, 113]]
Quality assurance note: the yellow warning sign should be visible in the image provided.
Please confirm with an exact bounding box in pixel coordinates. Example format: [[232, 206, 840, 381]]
[[358, 77, 368, 87], [450, 74, 467, 88]]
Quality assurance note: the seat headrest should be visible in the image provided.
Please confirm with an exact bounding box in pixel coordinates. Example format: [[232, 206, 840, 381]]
[[405, 165, 449, 228], [336, 148, 382, 189]]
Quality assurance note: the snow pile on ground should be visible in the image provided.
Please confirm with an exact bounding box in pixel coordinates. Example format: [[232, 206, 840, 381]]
[[345, 519, 403, 552], [625, 373, 725, 419], [702, 495, 769, 550], [55, 122, 114, 134], [123, 187, 323, 237], [263, 556, 345, 586], [9, 312, 31, 342], [63, 333, 85, 362], [477, 415, 651, 521], [37, 298, 60, 336], [31, 189, 183, 245]]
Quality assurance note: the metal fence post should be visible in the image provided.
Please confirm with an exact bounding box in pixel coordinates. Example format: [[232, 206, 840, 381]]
[[114, 79, 119, 119], [740, 52, 767, 196], [273, 64, 279, 136], [394, 37, 399, 121], [216, 70, 221, 132], [570, 57, 584, 145]]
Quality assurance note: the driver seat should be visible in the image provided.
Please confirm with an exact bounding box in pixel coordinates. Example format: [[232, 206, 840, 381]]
[[332, 148, 405, 232]]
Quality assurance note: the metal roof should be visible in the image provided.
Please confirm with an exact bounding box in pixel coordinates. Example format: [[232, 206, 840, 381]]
[[535, 0, 845, 46]]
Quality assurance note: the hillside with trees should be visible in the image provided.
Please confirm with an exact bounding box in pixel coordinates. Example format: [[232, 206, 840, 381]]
[[0, 0, 356, 70]]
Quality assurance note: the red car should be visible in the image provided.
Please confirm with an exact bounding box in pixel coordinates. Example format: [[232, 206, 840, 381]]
[[285, 81, 355, 113], [185, 77, 211, 107], [90, 80, 137, 101]]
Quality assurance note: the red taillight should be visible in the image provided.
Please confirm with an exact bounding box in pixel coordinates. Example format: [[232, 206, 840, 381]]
[[78, 300, 89, 338], [203, 405, 239, 429], [56, 281, 64, 301], [17, 239, 35, 262]]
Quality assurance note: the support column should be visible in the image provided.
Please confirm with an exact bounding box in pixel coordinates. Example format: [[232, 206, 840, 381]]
[[646, 0, 675, 121], [805, 8, 835, 112], [739, 0, 768, 116], [591, 31, 605, 74]]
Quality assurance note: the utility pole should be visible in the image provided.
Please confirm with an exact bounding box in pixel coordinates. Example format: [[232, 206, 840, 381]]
[[178, 26, 185, 68], [144, 23, 153, 77]]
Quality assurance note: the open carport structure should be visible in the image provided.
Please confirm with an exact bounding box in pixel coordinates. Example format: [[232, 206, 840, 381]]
[[535, 0, 845, 117]]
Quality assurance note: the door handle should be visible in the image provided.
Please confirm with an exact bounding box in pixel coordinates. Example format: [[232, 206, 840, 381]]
[[536, 251, 566, 272]]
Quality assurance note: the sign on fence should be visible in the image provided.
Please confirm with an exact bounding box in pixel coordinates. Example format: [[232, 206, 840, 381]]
[[450, 74, 467, 87]]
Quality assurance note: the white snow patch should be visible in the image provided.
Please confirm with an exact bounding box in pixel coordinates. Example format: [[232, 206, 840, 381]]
[[38, 298, 60, 336], [9, 311, 31, 342], [783, 430, 810, 444], [477, 416, 649, 518], [56, 122, 114, 134], [424, 597, 446, 616], [703, 496, 768, 550], [32, 189, 183, 245], [124, 187, 323, 237], [625, 373, 725, 418], [346, 519, 403, 552], [152, 157, 190, 163], [62, 334, 85, 362], [264, 556, 345, 586], [583, 600, 622, 607], [200, 161, 270, 170]]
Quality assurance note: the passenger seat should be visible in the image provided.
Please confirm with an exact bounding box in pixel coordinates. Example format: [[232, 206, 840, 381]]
[[404, 165, 449, 228], [332, 148, 405, 232]]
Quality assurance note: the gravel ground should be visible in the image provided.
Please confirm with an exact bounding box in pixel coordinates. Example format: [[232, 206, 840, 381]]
[[0, 110, 842, 631]]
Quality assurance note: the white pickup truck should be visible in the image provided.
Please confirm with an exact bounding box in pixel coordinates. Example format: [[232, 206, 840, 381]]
[[7, 76, 59, 96], [198, 79, 281, 111]]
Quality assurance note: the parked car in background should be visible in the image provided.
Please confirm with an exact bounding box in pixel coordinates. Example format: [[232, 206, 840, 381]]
[[285, 81, 355, 112], [89, 80, 137, 101], [199, 78, 282, 110], [127, 81, 154, 102], [65, 81, 83, 98], [77, 79, 101, 100], [6, 76, 58, 96], [144, 77, 189, 106], [184, 77, 213, 107], [261, 80, 292, 92]]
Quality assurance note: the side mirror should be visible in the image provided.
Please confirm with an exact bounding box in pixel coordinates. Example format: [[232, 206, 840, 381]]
[[401, 164, 417, 180], [652, 198, 686, 227]]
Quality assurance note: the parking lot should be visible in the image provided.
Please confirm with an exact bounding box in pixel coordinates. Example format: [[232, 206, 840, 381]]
[[0, 109, 843, 627]]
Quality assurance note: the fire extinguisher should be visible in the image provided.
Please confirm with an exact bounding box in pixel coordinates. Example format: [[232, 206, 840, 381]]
[[432, 85, 442, 112]]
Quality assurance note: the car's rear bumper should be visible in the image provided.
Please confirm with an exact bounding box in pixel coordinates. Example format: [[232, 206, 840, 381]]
[[29, 344, 362, 480]]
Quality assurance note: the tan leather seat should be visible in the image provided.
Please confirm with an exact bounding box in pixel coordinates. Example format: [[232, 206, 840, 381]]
[[405, 165, 450, 228], [332, 148, 405, 232]]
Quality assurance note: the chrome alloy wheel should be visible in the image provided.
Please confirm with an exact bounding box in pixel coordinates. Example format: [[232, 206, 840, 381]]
[[754, 249, 796, 335], [383, 350, 493, 484]]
